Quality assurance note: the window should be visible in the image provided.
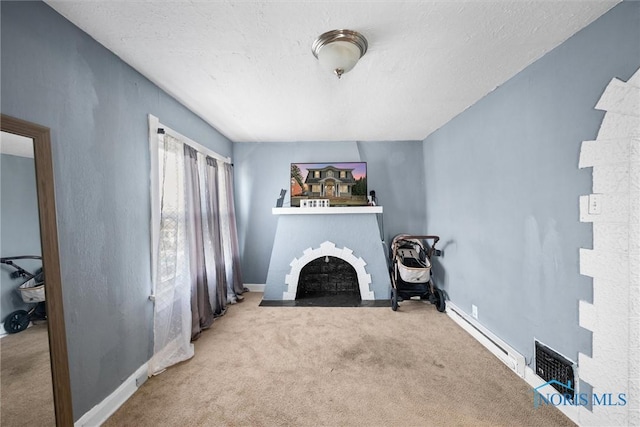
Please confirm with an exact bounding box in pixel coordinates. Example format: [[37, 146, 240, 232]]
[[340, 171, 346, 178], [148, 114, 243, 375]]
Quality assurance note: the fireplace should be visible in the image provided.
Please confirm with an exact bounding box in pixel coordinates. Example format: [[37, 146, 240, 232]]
[[282, 240, 374, 300], [296, 256, 361, 305], [262, 207, 391, 302]]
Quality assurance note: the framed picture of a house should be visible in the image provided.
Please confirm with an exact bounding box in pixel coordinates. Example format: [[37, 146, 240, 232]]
[[290, 162, 368, 207]]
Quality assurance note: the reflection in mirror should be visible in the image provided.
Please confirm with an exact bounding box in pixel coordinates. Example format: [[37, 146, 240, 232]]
[[0, 131, 55, 425]]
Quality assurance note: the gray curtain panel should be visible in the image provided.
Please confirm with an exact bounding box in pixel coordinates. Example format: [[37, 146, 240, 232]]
[[184, 145, 214, 340], [205, 157, 228, 316], [223, 163, 246, 298]]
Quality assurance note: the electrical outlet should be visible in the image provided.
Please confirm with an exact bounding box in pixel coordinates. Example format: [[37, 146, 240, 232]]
[[588, 194, 602, 215], [472, 304, 478, 319]]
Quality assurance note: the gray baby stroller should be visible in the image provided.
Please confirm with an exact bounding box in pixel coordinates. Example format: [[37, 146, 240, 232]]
[[389, 235, 445, 312], [1, 256, 46, 334]]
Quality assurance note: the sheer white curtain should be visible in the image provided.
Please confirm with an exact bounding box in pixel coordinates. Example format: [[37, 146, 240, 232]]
[[149, 133, 194, 375]]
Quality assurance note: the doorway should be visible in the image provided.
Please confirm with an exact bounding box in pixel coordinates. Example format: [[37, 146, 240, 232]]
[[325, 180, 335, 197]]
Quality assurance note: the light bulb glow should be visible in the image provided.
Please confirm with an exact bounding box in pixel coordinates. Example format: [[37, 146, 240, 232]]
[[317, 41, 361, 76], [312, 29, 368, 79]]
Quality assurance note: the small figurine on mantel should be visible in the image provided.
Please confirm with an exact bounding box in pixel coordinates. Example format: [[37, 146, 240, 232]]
[[368, 190, 377, 206]]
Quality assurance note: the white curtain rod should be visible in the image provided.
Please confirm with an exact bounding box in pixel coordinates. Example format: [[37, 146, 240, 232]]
[[151, 115, 231, 164]]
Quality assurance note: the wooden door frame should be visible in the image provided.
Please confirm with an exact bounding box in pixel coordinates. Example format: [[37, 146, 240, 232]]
[[1, 114, 73, 426]]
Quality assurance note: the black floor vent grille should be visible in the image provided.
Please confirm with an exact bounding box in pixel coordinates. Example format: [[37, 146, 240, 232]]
[[535, 341, 575, 401]]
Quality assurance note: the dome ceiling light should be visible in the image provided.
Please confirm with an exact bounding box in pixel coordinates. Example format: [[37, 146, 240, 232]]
[[311, 29, 368, 79]]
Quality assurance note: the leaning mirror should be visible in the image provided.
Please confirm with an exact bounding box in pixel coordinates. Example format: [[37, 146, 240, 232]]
[[0, 131, 55, 424], [1, 116, 73, 426]]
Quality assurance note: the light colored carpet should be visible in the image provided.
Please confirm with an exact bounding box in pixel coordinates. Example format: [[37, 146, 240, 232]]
[[0, 322, 55, 427], [105, 292, 574, 427]]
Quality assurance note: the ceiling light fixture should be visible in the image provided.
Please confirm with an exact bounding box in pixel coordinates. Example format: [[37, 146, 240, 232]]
[[312, 29, 368, 79]]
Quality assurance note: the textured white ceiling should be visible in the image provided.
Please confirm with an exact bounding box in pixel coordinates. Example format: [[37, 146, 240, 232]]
[[46, 1, 618, 143]]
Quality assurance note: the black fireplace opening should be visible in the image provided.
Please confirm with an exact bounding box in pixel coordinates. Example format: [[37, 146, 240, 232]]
[[296, 256, 361, 306]]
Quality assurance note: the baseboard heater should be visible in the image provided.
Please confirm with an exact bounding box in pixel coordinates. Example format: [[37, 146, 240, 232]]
[[447, 302, 525, 377]]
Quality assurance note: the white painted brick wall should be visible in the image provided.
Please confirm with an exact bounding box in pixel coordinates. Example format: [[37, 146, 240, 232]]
[[592, 162, 629, 193], [578, 70, 640, 426], [596, 113, 640, 140], [579, 249, 629, 284], [579, 138, 632, 167], [595, 78, 640, 117], [579, 194, 629, 223], [628, 72, 640, 87], [592, 223, 629, 253]]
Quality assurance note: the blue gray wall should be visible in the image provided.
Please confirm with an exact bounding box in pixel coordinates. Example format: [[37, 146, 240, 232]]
[[1, 1, 232, 420], [2, 0, 636, 420], [0, 154, 42, 321], [422, 1, 639, 368], [234, 140, 426, 284]]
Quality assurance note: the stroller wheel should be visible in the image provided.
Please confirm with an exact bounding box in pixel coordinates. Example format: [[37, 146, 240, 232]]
[[4, 310, 30, 334], [391, 289, 399, 311], [434, 288, 446, 313]]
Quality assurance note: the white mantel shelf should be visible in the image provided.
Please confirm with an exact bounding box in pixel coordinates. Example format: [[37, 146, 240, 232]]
[[272, 206, 383, 215]]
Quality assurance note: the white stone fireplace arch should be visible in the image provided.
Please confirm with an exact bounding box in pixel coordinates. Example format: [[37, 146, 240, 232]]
[[283, 241, 375, 300]]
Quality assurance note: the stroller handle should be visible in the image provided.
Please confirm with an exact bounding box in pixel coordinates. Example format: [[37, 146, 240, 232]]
[[404, 235, 439, 245], [391, 235, 441, 260], [393, 235, 440, 246], [1, 255, 42, 262], [0, 256, 42, 280]]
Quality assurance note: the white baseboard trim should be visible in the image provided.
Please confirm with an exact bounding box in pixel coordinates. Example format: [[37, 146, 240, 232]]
[[447, 302, 581, 425], [0, 321, 35, 339], [75, 362, 149, 427], [244, 283, 265, 292], [446, 302, 526, 377]]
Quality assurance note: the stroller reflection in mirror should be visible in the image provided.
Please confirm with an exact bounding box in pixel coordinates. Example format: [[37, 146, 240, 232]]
[[1, 256, 46, 334]]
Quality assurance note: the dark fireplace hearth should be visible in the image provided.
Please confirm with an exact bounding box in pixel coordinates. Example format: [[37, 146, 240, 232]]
[[296, 256, 361, 305]]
